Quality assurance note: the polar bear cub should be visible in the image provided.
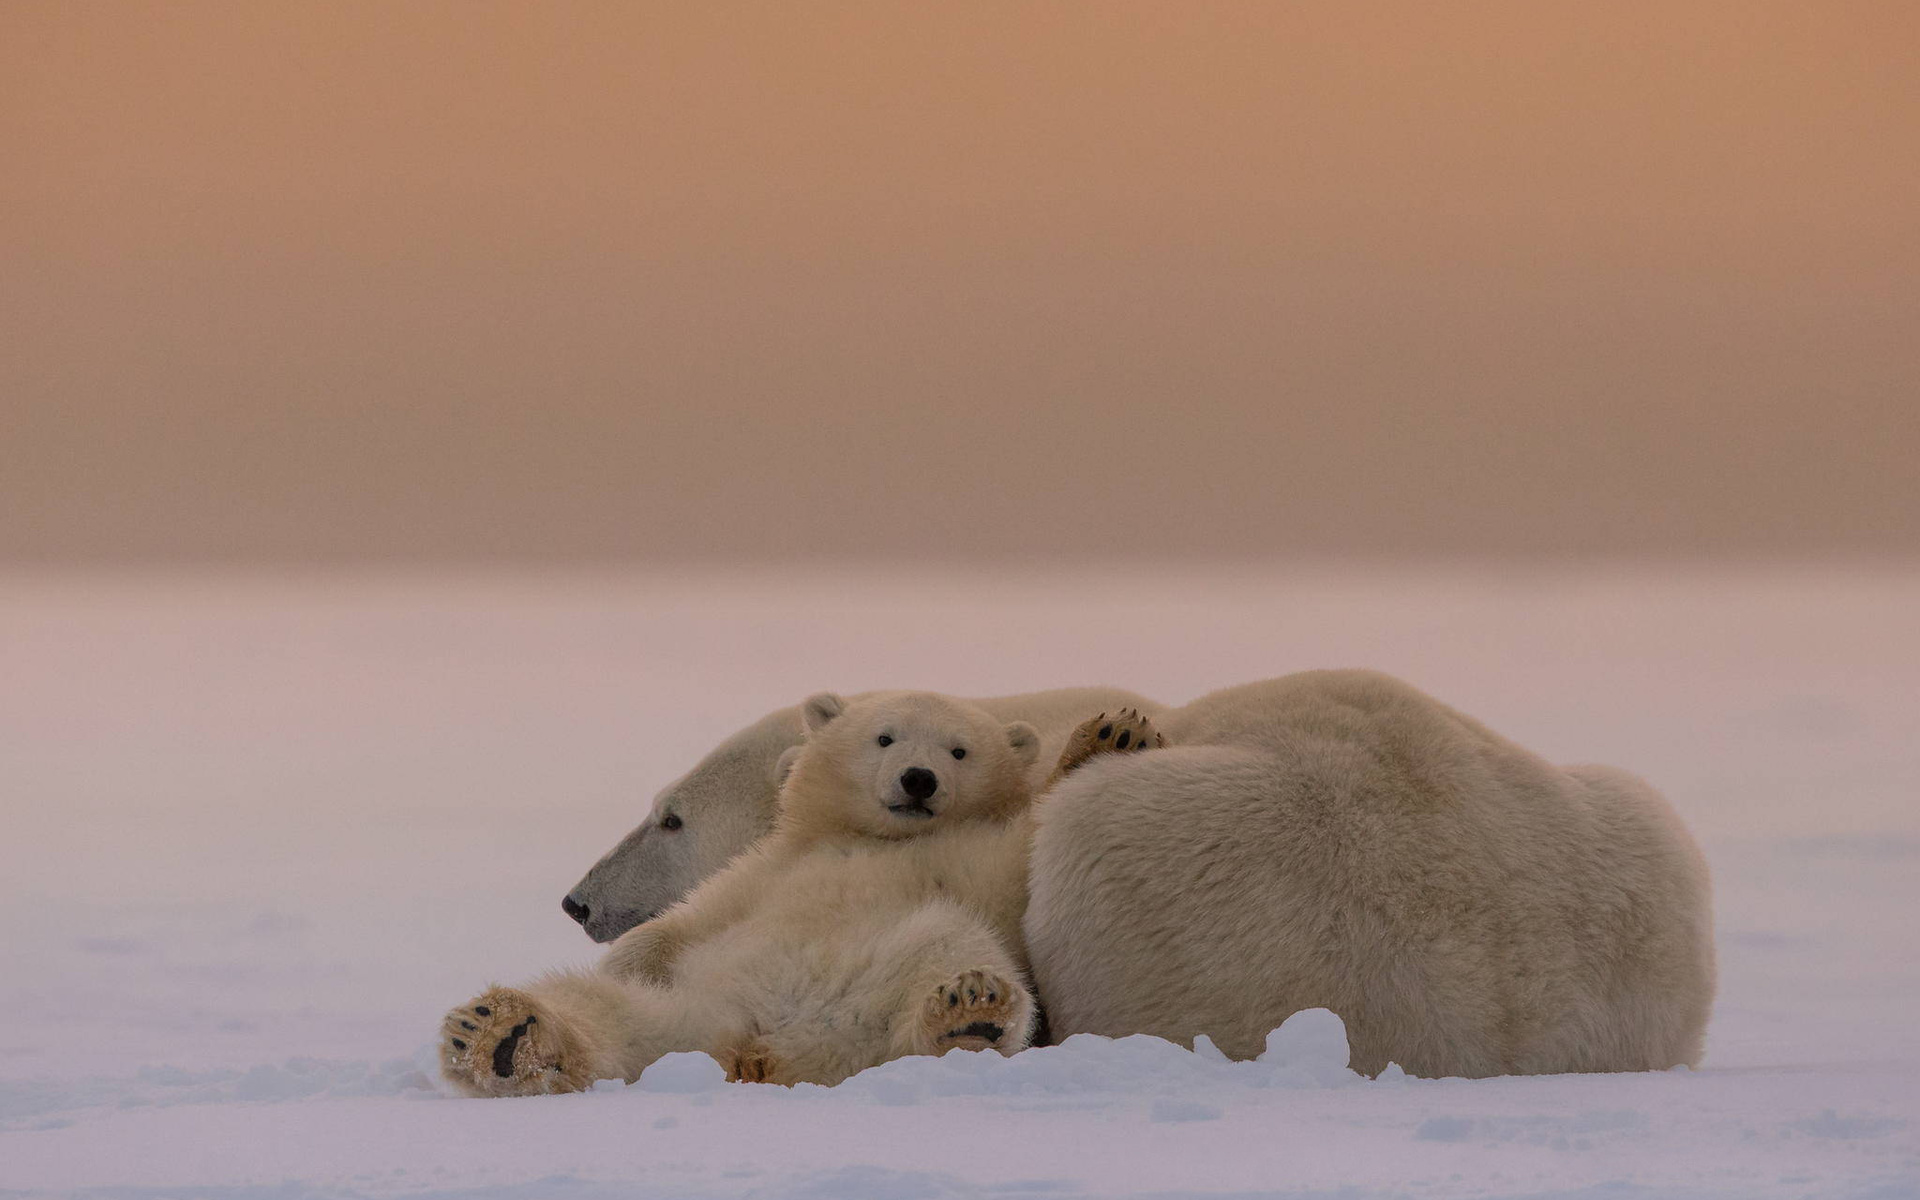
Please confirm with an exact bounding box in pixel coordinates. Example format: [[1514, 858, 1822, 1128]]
[[597, 690, 1043, 1072], [441, 690, 1141, 1094]]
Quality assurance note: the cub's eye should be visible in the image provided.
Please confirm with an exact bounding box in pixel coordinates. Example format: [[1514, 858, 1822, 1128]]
[[662, 813, 683, 831], [951, 747, 967, 760], [877, 735, 893, 747]]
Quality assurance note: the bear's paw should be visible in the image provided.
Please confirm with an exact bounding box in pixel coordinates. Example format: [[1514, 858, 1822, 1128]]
[[1056, 707, 1164, 778], [440, 987, 590, 1098], [920, 969, 1027, 1055]]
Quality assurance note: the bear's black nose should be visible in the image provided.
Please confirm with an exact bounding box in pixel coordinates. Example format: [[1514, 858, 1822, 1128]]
[[561, 894, 591, 926], [899, 767, 939, 801]]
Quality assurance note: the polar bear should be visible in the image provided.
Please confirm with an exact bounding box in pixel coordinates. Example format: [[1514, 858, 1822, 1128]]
[[1027, 671, 1715, 1077], [440, 692, 1159, 1095], [560, 686, 1166, 942], [558, 671, 1715, 1079]]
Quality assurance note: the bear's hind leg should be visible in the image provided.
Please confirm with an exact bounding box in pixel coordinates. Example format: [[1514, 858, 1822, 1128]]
[[726, 900, 1036, 1082], [874, 902, 1035, 1061], [915, 968, 1030, 1054]]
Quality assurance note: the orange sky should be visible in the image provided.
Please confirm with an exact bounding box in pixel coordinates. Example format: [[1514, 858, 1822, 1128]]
[[3, 2, 1915, 563]]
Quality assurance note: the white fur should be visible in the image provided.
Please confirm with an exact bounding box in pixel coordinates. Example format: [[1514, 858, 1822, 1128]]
[[456, 693, 1045, 1092], [1025, 670, 1716, 1076], [484, 671, 1713, 1086], [564, 686, 1163, 941]]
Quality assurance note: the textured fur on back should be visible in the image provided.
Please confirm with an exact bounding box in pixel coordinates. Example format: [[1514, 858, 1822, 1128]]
[[1023, 670, 1715, 1077]]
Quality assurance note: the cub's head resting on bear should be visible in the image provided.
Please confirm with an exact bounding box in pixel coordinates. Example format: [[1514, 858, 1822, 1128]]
[[775, 690, 1040, 843]]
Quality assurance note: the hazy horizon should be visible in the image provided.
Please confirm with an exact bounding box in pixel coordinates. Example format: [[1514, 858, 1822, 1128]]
[[5, 2, 1915, 567]]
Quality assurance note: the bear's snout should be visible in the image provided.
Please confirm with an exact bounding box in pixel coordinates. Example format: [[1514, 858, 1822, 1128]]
[[898, 767, 939, 802]]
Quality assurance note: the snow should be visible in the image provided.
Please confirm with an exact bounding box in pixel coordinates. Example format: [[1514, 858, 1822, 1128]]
[[2, 566, 1917, 1199]]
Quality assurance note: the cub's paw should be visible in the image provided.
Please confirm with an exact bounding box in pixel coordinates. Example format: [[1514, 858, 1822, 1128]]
[[721, 1038, 790, 1086], [440, 987, 590, 1098], [920, 969, 1029, 1055], [1057, 707, 1164, 777]]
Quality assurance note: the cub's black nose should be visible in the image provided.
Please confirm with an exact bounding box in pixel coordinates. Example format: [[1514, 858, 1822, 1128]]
[[561, 894, 591, 926], [899, 767, 939, 801]]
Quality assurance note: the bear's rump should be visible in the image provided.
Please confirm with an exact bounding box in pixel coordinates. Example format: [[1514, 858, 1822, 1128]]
[[1026, 724, 1709, 1076]]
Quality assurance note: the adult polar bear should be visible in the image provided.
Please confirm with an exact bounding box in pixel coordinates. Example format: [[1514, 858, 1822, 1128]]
[[565, 671, 1715, 1077]]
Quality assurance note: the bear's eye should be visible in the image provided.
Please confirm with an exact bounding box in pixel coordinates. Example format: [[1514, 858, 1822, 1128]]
[[661, 813, 683, 831], [951, 747, 967, 760], [877, 735, 893, 747]]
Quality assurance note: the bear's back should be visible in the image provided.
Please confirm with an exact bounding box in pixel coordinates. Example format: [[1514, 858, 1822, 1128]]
[[1027, 669, 1714, 1076]]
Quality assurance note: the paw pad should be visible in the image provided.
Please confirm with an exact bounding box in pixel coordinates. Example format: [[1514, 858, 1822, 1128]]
[[440, 989, 583, 1098], [723, 1040, 785, 1085], [922, 969, 1026, 1054], [1057, 708, 1164, 779]]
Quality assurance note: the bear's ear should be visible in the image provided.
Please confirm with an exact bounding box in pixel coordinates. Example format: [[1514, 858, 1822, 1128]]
[[772, 745, 804, 789], [800, 692, 847, 734], [1004, 721, 1040, 768]]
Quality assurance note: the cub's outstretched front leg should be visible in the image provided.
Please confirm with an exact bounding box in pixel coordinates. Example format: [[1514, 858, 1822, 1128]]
[[601, 921, 687, 986], [440, 972, 731, 1098], [441, 985, 599, 1098], [1040, 707, 1165, 793], [602, 842, 786, 983]]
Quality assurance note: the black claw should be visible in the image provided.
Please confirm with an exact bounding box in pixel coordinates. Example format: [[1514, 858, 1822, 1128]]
[[947, 991, 958, 1007], [450, 1038, 467, 1051], [986, 991, 998, 1003], [460, 1020, 477, 1031], [473, 1006, 491, 1017]]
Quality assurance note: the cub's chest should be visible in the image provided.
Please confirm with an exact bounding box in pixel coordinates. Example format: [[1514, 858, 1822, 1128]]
[[770, 827, 1025, 913]]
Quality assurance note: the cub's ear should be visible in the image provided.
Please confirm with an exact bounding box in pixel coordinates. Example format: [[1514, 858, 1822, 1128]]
[[801, 692, 847, 734], [772, 745, 804, 789], [1004, 721, 1040, 768]]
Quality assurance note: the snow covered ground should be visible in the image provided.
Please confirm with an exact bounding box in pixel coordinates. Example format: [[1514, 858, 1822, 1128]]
[[3, 566, 1916, 1199]]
